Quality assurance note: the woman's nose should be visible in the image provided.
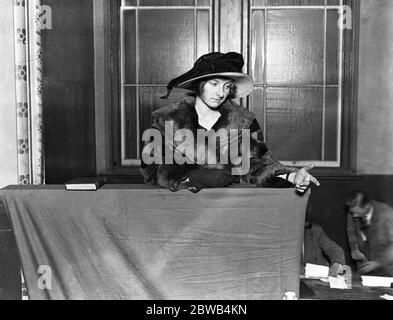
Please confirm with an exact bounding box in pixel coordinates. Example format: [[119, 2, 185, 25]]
[[216, 86, 224, 98]]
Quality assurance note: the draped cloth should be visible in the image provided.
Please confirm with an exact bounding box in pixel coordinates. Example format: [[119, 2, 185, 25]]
[[1, 185, 310, 300]]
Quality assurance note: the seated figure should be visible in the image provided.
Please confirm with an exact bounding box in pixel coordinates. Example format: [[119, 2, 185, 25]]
[[140, 51, 319, 193], [303, 222, 347, 277], [347, 191, 393, 276]]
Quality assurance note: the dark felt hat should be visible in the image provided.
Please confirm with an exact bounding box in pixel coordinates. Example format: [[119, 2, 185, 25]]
[[161, 52, 254, 99]]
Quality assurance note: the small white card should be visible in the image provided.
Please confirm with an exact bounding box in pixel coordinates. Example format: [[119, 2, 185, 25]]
[[305, 263, 329, 279], [329, 275, 349, 289], [362, 276, 393, 288]]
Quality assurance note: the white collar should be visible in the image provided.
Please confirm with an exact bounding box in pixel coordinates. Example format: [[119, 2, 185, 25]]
[[195, 97, 221, 130], [364, 205, 374, 226]]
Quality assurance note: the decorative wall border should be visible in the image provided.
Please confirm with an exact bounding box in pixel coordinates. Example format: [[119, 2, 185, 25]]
[[13, 0, 44, 185]]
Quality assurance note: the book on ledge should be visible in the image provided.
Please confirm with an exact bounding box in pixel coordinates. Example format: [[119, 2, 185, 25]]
[[64, 177, 105, 191]]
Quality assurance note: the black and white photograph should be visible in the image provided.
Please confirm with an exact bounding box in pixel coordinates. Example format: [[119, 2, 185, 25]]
[[0, 0, 393, 307]]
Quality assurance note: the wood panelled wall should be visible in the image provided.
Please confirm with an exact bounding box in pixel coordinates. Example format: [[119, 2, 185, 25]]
[[42, 0, 96, 184], [357, 0, 393, 174]]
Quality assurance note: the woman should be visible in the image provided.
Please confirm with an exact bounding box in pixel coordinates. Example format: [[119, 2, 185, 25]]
[[140, 52, 319, 193]]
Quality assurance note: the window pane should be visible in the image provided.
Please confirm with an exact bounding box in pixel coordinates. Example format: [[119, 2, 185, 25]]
[[139, 87, 190, 142], [124, 87, 138, 159], [197, 0, 210, 5], [266, 9, 324, 85], [326, 9, 340, 84], [196, 10, 210, 58], [124, 10, 136, 84], [138, 10, 195, 84], [122, 0, 137, 6], [250, 9, 265, 84], [266, 87, 323, 161], [326, 0, 341, 5], [140, 0, 196, 6], [266, 0, 325, 5], [325, 87, 339, 161], [250, 87, 265, 135]]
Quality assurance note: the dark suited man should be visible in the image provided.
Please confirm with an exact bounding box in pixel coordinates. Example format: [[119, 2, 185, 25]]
[[303, 222, 346, 277], [346, 191, 393, 276]]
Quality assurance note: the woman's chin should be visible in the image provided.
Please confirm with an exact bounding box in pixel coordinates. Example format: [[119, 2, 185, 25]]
[[206, 102, 222, 109]]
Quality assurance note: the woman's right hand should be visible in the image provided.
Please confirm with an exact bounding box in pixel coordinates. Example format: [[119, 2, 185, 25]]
[[189, 169, 234, 188], [289, 164, 320, 194], [171, 169, 234, 193]]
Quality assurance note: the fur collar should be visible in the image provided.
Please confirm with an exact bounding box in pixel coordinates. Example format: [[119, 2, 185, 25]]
[[152, 95, 256, 134]]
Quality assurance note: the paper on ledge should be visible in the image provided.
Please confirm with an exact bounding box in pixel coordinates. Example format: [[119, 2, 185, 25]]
[[362, 276, 393, 288], [305, 263, 329, 279], [329, 275, 349, 289]]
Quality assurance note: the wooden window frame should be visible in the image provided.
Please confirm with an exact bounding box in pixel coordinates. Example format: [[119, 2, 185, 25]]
[[315, 0, 360, 176], [96, 0, 360, 181]]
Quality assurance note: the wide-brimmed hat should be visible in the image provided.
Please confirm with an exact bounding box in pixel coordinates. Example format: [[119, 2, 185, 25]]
[[161, 52, 254, 99]]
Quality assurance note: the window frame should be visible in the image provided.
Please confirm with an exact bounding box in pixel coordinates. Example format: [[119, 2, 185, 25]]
[[120, 1, 215, 166], [97, 0, 360, 179], [314, 0, 360, 175]]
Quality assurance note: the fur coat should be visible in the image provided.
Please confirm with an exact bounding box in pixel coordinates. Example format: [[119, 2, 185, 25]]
[[140, 95, 296, 191]]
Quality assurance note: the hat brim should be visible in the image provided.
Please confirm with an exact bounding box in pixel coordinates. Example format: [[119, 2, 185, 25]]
[[175, 72, 254, 99]]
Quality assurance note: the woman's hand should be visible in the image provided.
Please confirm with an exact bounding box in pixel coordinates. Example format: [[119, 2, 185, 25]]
[[174, 169, 235, 193], [288, 164, 320, 194], [328, 262, 342, 277]]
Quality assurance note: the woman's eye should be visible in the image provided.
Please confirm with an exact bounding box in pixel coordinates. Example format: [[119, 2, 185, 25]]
[[225, 85, 231, 90]]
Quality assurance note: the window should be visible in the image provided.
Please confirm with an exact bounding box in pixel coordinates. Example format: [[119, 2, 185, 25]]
[[104, 0, 358, 176], [250, 0, 346, 168], [120, 0, 214, 166]]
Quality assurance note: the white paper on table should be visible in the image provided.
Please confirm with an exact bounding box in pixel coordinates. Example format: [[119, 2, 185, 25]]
[[305, 263, 329, 279], [362, 276, 393, 288], [329, 275, 349, 289], [380, 294, 393, 300]]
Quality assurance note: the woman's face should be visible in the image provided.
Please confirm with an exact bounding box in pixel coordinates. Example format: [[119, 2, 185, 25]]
[[199, 78, 234, 109]]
